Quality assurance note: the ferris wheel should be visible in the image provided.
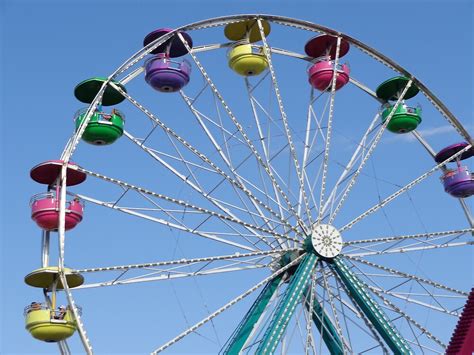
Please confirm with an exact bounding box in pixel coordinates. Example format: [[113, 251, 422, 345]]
[[25, 15, 474, 354]]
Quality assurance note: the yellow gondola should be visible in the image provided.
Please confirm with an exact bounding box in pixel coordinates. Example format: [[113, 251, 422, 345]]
[[25, 304, 79, 342]]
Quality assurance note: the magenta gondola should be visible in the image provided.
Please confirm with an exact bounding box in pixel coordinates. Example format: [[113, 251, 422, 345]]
[[30, 192, 84, 231], [305, 34, 350, 91]]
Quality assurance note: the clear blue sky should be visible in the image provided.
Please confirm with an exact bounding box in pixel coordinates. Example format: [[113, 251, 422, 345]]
[[1, 0, 472, 354]]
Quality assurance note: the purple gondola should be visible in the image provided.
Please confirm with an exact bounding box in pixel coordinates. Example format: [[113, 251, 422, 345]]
[[441, 167, 474, 198], [145, 54, 191, 92], [435, 142, 474, 198]]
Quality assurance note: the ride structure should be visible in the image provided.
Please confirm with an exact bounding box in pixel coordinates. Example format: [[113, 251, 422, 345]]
[[26, 15, 473, 355]]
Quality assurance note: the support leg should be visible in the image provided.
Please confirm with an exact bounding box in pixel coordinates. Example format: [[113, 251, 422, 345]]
[[256, 253, 318, 354], [331, 257, 412, 354], [222, 275, 283, 354]]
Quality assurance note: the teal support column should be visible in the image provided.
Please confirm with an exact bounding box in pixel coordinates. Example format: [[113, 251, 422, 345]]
[[303, 289, 344, 355], [332, 257, 413, 354], [222, 275, 283, 355], [255, 253, 319, 354]]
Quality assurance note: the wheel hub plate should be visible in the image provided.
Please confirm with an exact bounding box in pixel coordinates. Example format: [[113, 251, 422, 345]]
[[311, 224, 343, 258]]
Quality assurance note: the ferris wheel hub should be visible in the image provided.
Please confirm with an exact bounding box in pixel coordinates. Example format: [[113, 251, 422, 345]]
[[311, 224, 343, 258]]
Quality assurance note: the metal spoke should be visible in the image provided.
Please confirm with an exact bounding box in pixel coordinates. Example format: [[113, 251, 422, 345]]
[[125, 131, 285, 248], [41, 230, 50, 267], [344, 228, 473, 246], [301, 90, 324, 217], [179, 90, 287, 243], [368, 287, 459, 316], [345, 256, 469, 296], [151, 252, 306, 354], [340, 143, 472, 232], [302, 264, 348, 354], [57, 340, 71, 355], [109, 81, 301, 237], [344, 231, 467, 256], [332, 273, 355, 351], [318, 36, 342, 223], [368, 285, 447, 349], [77, 249, 290, 273], [346, 241, 472, 257], [77, 265, 267, 290], [124, 135, 281, 229], [75, 167, 296, 245], [79, 194, 257, 251], [320, 112, 380, 218], [119, 65, 144, 85], [257, 18, 313, 225], [328, 80, 414, 224], [177, 31, 307, 230], [458, 198, 474, 231], [245, 78, 293, 245], [348, 76, 384, 102], [345, 259, 460, 319]]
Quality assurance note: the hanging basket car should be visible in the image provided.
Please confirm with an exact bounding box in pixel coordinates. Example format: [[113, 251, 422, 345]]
[[305, 35, 351, 91], [441, 166, 474, 198], [30, 192, 84, 231], [381, 103, 422, 133], [145, 54, 191, 92], [25, 303, 80, 342], [307, 59, 350, 91], [228, 43, 268, 76], [75, 108, 125, 145]]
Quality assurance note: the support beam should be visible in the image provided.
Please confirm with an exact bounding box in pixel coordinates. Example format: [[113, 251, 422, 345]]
[[255, 253, 319, 354], [222, 275, 283, 354], [303, 289, 344, 355], [41, 230, 50, 268], [331, 257, 412, 354]]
